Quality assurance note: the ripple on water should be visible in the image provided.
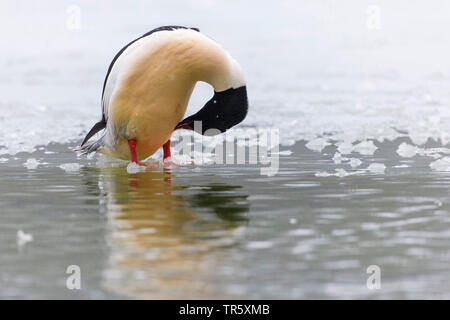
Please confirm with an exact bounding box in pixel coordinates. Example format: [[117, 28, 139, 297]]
[[283, 182, 321, 188], [246, 241, 274, 250], [324, 260, 361, 270], [287, 229, 315, 237]]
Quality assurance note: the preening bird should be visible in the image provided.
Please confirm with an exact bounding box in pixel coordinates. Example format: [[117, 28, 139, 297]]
[[80, 26, 248, 165]]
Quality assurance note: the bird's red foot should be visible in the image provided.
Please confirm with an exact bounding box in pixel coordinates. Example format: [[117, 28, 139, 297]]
[[163, 139, 171, 160], [128, 139, 142, 165], [162, 139, 177, 167], [127, 139, 159, 168], [128, 139, 176, 168]]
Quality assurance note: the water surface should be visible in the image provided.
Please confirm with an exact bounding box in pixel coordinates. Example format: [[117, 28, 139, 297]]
[[2, 140, 450, 299], [3, 0, 450, 299]]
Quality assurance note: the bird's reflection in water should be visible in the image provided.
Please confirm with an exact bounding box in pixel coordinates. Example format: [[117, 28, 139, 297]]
[[98, 166, 249, 299]]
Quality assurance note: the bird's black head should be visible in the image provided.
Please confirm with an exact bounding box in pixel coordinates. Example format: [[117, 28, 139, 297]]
[[175, 86, 248, 135]]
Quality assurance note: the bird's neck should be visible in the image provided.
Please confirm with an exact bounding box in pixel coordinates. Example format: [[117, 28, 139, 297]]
[[184, 37, 245, 92]]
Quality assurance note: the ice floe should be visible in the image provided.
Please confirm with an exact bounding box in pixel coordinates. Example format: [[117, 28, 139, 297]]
[[333, 140, 378, 156], [367, 163, 386, 174], [393, 164, 410, 168], [277, 150, 293, 156], [316, 162, 386, 177], [17, 229, 33, 246], [349, 158, 362, 168], [305, 138, 330, 152], [23, 158, 41, 170], [332, 152, 346, 164], [397, 142, 419, 158], [316, 169, 356, 178], [59, 163, 82, 173], [126, 162, 147, 174], [397, 142, 450, 159], [430, 157, 450, 172], [332, 152, 362, 168], [337, 142, 354, 155], [353, 140, 378, 156]]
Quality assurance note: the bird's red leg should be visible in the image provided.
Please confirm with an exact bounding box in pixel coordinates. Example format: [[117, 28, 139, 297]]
[[163, 139, 171, 160], [128, 139, 139, 164], [128, 139, 173, 167]]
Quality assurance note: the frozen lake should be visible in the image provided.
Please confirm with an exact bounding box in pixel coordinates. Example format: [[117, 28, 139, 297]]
[[2, 0, 450, 299]]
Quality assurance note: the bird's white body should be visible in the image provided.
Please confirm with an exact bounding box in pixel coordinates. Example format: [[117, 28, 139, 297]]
[[99, 28, 245, 160]]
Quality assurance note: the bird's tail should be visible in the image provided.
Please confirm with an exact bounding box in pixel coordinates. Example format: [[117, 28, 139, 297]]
[[77, 135, 105, 155]]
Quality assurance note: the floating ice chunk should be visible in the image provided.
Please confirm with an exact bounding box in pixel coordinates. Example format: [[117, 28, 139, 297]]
[[367, 163, 386, 174], [59, 163, 82, 173], [349, 158, 362, 168], [173, 154, 193, 165], [315, 171, 331, 177], [430, 157, 450, 171], [23, 158, 40, 170], [305, 138, 329, 152], [316, 163, 384, 177], [420, 147, 450, 159], [332, 152, 347, 164], [397, 142, 418, 158], [277, 150, 293, 156], [2, 145, 36, 156], [246, 241, 273, 249], [332, 153, 341, 164], [397, 143, 450, 159], [126, 162, 147, 174], [335, 168, 350, 178], [287, 228, 314, 236], [315, 168, 359, 178], [0, 157, 8, 163], [393, 164, 409, 168], [353, 140, 377, 155], [289, 218, 297, 225], [337, 142, 354, 155], [86, 152, 96, 160], [17, 229, 33, 246]]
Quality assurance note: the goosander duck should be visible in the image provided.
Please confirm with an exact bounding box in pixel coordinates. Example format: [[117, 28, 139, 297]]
[[80, 25, 248, 164]]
